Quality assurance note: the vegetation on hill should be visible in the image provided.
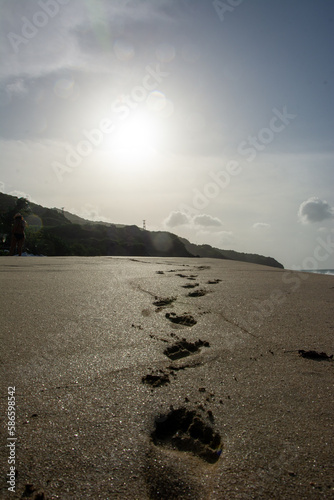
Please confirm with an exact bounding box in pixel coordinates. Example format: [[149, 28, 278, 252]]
[[179, 238, 284, 269], [0, 193, 192, 258], [0, 193, 284, 268]]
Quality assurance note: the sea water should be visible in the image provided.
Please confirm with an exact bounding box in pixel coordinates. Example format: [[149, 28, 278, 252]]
[[301, 269, 334, 276]]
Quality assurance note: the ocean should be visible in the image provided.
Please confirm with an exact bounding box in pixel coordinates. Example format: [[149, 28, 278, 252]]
[[301, 269, 334, 276]]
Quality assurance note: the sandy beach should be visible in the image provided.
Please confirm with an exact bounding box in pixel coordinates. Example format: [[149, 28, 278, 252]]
[[0, 257, 333, 499]]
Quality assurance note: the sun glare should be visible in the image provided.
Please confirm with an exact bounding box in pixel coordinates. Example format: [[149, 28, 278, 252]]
[[112, 113, 160, 162]]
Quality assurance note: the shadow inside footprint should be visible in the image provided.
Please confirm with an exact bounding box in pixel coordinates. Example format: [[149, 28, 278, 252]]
[[165, 312, 197, 326], [21, 484, 46, 499], [164, 339, 210, 360], [176, 273, 197, 280], [298, 350, 333, 361], [187, 289, 207, 297], [153, 296, 176, 307], [207, 279, 222, 284], [151, 407, 222, 463], [142, 372, 170, 387], [181, 283, 199, 289]]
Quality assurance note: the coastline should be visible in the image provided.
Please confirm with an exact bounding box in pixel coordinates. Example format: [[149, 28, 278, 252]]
[[299, 269, 334, 276]]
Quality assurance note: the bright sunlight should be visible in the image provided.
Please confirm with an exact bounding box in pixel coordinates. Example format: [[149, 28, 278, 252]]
[[112, 112, 160, 163]]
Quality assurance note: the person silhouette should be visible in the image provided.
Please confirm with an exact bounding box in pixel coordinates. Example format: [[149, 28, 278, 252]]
[[9, 213, 26, 256]]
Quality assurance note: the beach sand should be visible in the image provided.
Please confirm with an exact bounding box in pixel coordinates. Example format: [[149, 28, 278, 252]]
[[0, 257, 333, 499]]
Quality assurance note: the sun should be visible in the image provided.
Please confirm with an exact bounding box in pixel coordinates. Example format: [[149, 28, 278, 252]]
[[112, 112, 160, 162]]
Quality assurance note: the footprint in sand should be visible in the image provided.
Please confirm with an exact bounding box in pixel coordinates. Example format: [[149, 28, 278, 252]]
[[298, 350, 333, 361], [21, 484, 46, 499], [206, 279, 222, 284], [142, 371, 171, 387], [176, 273, 197, 280], [165, 312, 197, 326], [182, 283, 199, 289], [153, 296, 176, 308], [142, 361, 204, 389], [164, 339, 210, 361], [151, 407, 222, 464], [187, 289, 207, 297], [143, 333, 210, 387]]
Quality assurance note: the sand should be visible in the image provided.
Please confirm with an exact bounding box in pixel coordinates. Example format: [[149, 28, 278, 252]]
[[0, 257, 333, 499]]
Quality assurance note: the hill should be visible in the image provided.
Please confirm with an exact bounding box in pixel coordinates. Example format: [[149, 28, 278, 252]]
[[0, 193, 283, 268], [179, 238, 284, 269]]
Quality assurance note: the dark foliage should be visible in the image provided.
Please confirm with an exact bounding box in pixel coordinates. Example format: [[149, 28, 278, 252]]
[[0, 193, 284, 268]]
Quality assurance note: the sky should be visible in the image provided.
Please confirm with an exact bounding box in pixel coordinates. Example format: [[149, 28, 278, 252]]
[[0, 0, 333, 269]]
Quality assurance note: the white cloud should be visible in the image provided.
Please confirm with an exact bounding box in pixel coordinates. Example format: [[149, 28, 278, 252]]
[[165, 211, 224, 229], [164, 211, 191, 227], [252, 222, 271, 229], [193, 214, 223, 227], [298, 197, 334, 224], [6, 78, 28, 97], [8, 190, 33, 201], [70, 204, 111, 223]]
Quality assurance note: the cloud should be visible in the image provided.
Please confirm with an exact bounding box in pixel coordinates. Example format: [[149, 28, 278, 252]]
[[165, 211, 224, 229], [252, 222, 271, 229], [6, 78, 28, 97], [71, 204, 111, 223], [1, 1, 85, 80], [0, 0, 176, 81], [8, 190, 33, 201], [298, 197, 334, 224], [193, 214, 223, 227], [164, 211, 191, 227]]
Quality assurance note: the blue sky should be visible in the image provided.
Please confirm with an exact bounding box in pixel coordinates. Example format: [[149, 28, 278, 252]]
[[0, 0, 333, 268]]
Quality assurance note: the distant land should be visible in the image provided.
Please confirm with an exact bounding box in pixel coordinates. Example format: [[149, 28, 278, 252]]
[[0, 193, 284, 268]]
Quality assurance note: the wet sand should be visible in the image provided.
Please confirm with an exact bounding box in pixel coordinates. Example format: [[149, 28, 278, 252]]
[[0, 257, 333, 499]]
